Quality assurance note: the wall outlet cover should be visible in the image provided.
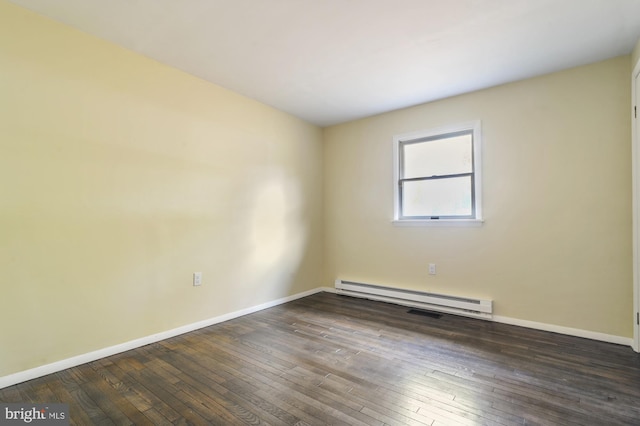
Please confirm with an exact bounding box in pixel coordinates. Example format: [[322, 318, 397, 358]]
[[428, 264, 436, 275], [193, 272, 202, 286]]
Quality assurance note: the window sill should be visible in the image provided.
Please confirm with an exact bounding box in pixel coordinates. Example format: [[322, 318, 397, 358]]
[[392, 219, 484, 227]]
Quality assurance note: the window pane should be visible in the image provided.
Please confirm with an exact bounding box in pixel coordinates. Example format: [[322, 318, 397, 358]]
[[402, 133, 472, 179], [402, 176, 472, 217]]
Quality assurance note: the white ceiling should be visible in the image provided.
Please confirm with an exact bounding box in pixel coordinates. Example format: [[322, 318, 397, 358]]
[[10, 0, 640, 126]]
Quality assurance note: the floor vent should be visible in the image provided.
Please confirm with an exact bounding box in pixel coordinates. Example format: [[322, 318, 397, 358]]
[[407, 309, 442, 319]]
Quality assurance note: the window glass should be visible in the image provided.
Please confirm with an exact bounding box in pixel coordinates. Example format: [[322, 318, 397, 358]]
[[402, 133, 472, 179], [402, 176, 472, 217]]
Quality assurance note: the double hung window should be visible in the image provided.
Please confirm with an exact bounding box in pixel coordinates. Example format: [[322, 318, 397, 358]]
[[393, 121, 482, 224]]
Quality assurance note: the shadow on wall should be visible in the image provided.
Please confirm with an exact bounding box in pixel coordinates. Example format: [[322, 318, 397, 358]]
[[240, 167, 309, 297]]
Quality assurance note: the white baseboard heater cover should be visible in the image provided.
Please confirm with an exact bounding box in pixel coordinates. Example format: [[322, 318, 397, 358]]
[[335, 280, 493, 319]]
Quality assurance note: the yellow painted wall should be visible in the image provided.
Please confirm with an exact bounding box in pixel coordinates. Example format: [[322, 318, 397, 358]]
[[632, 38, 640, 70], [0, 1, 323, 377], [324, 56, 632, 337]]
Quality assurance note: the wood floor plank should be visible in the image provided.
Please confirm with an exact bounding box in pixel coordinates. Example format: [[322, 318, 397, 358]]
[[184, 331, 383, 425], [2, 292, 640, 425], [187, 336, 354, 425], [68, 384, 113, 424], [0, 383, 22, 402], [45, 376, 96, 426], [155, 350, 288, 425], [95, 359, 202, 424], [74, 364, 144, 425], [125, 368, 210, 425]]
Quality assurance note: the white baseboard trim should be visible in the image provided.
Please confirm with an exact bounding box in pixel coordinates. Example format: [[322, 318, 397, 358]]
[[0, 287, 328, 390], [330, 288, 632, 347], [492, 315, 633, 347], [3, 287, 631, 390]]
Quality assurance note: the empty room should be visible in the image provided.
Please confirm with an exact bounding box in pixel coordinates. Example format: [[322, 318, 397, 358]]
[[2, 0, 640, 424]]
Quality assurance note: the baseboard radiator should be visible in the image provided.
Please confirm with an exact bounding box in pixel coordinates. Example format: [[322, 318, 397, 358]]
[[335, 279, 493, 319]]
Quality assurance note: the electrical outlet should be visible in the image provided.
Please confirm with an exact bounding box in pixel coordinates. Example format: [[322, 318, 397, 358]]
[[193, 272, 202, 286], [428, 264, 436, 275]]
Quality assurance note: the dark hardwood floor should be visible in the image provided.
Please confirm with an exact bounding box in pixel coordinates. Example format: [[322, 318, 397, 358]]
[[2, 292, 640, 425]]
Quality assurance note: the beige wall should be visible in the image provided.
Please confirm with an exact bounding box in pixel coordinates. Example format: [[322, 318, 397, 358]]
[[0, 1, 323, 377], [632, 38, 640, 70], [324, 56, 632, 337]]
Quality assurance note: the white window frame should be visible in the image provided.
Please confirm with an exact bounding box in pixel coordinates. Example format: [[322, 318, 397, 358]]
[[393, 120, 483, 227]]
